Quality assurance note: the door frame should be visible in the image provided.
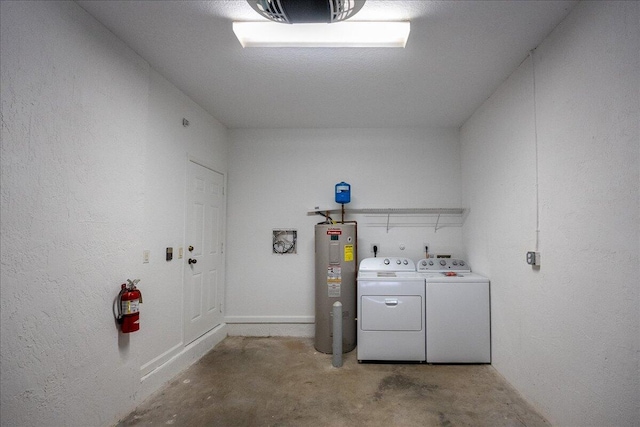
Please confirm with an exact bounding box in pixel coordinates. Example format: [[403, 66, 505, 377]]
[[183, 156, 227, 343]]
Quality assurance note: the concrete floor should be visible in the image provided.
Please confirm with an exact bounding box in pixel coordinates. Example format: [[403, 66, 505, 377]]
[[118, 337, 549, 426]]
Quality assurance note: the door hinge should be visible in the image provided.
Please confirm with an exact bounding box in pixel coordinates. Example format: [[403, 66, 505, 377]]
[[221, 242, 224, 253]]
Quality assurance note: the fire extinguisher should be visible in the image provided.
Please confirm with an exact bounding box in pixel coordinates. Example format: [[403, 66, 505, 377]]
[[116, 279, 142, 333]]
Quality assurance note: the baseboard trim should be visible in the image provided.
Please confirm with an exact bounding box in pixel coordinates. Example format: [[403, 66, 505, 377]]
[[225, 315, 314, 324], [140, 342, 183, 377], [139, 324, 228, 400], [227, 323, 314, 338]]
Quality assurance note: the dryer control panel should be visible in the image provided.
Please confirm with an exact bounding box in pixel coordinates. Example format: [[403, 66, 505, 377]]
[[417, 258, 471, 273], [359, 257, 415, 272]]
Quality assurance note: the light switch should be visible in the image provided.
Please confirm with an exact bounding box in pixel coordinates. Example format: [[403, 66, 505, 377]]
[[143, 250, 150, 264]]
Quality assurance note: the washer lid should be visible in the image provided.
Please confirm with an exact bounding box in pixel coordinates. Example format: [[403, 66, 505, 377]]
[[424, 272, 489, 283]]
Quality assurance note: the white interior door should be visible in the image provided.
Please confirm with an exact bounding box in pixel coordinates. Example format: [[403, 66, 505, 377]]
[[184, 160, 225, 345]]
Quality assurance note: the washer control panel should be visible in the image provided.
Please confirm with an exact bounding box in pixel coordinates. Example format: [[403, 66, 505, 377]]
[[359, 257, 415, 272], [416, 258, 471, 273]]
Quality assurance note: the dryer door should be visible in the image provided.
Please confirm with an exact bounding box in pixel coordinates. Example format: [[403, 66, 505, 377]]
[[361, 295, 423, 331]]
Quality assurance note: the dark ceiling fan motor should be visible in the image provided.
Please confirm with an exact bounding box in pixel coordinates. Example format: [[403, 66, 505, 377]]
[[247, 0, 366, 24]]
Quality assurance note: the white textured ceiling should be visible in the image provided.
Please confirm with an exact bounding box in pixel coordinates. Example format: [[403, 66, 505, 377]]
[[77, 0, 577, 129]]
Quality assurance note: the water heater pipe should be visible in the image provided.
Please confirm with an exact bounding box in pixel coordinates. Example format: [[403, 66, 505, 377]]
[[332, 301, 343, 367]]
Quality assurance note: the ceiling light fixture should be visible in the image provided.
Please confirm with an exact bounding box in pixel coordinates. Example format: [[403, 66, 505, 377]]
[[247, 0, 366, 24], [237, 0, 410, 48], [233, 21, 411, 48]]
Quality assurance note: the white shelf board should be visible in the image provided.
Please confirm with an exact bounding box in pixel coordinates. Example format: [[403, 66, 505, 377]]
[[308, 207, 467, 232], [308, 207, 465, 215]]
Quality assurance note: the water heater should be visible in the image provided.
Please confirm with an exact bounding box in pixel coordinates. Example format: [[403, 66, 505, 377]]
[[314, 223, 357, 353]]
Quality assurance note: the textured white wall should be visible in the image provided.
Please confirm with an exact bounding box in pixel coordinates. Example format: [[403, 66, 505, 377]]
[[139, 69, 228, 379], [226, 128, 462, 335], [460, 2, 639, 426], [0, 2, 228, 426]]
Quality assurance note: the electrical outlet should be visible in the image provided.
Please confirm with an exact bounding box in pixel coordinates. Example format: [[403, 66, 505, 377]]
[[423, 243, 430, 257], [526, 251, 540, 266], [370, 243, 380, 254]]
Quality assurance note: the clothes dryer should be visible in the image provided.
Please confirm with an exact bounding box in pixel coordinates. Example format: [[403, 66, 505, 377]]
[[357, 257, 425, 362]]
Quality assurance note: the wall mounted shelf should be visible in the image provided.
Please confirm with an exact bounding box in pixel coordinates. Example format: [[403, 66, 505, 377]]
[[308, 207, 467, 232]]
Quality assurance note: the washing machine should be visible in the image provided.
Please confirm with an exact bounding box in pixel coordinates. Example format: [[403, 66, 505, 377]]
[[357, 257, 425, 362], [417, 258, 491, 363]]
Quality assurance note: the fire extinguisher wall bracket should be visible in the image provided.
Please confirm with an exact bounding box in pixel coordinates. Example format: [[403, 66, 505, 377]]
[[115, 280, 142, 333]]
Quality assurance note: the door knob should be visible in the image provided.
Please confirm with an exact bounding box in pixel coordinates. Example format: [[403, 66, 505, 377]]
[[188, 246, 194, 252], [188, 258, 197, 265]]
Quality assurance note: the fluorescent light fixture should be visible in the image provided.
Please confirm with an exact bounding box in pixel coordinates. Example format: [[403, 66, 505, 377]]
[[233, 21, 410, 48]]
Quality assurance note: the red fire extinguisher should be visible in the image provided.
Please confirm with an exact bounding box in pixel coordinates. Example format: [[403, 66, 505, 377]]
[[116, 279, 142, 333]]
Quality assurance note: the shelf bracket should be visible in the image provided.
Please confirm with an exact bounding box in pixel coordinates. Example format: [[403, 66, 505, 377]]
[[434, 213, 441, 232], [386, 213, 391, 233]]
